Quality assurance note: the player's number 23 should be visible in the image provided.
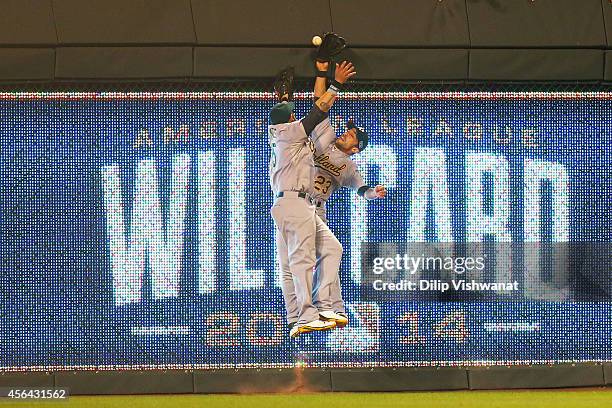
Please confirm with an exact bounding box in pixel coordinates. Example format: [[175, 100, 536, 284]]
[[314, 175, 331, 194]]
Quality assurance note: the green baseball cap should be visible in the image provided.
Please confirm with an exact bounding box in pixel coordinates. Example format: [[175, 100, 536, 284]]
[[269, 101, 295, 125]]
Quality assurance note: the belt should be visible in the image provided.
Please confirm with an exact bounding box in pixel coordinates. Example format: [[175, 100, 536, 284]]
[[314, 200, 326, 208], [276, 191, 313, 203]]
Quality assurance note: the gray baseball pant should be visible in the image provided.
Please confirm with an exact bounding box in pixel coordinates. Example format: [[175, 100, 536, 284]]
[[271, 194, 320, 324], [315, 206, 346, 316], [277, 204, 344, 325]]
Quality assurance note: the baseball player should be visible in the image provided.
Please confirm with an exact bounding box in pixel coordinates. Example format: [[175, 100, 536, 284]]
[[269, 51, 356, 336], [277, 57, 387, 338], [311, 119, 387, 321]]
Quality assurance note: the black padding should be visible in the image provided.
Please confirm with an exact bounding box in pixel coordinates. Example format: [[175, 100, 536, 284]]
[[330, 0, 469, 47], [468, 365, 605, 390], [470, 49, 604, 81], [56, 47, 192, 79], [0, 49, 55, 80], [0, 372, 54, 388], [605, 364, 612, 385], [467, 0, 606, 47], [194, 369, 332, 393], [192, 0, 332, 45], [606, 51, 612, 81], [604, 0, 612, 47], [195, 47, 467, 80], [53, 0, 195, 44], [331, 368, 468, 391], [195, 47, 316, 78], [0, 0, 56, 45], [339, 48, 468, 80], [54, 371, 193, 395]]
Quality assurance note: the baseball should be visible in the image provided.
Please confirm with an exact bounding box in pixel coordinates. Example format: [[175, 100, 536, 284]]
[[312, 35, 322, 46]]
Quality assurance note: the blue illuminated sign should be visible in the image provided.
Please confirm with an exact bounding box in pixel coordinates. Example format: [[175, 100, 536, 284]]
[[0, 92, 610, 370]]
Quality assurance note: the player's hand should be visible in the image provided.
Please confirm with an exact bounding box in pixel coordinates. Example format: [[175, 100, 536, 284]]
[[374, 185, 387, 199], [316, 60, 329, 72], [334, 61, 356, 84]]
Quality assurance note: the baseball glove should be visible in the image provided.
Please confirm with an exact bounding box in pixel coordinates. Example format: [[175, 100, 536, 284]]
[[273, 66, 294, 102], [316, 32, 347, 62]]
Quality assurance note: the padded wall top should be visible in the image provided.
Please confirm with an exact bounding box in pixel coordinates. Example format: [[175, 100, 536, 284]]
[[53, 0, 195, 44], [338, 48, 468, 80], [193, 47, 468, 80], [192, 0, 332, 45], [0, 1, 610, 82], [55, 47, 192, 79], [330, 0, 469, 47], [0, 49, 55, 80], [467, 0, 606, 47], [603, 0, 612, 47], [469, 49, 604, 81], [0, 0, 56, 45]]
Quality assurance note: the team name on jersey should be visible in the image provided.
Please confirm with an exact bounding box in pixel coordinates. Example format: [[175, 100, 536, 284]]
[[314, 153, 347, 176]]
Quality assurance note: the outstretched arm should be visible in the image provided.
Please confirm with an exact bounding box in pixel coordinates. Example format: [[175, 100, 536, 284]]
[[302, 61, 356, 135], [314, 61, 329, 100], [350, 168, 387, 200], [359, 185, 387, 200], [314, 61, 355, 113]]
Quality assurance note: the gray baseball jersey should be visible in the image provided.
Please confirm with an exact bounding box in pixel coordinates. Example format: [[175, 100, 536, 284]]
[[310, 117, 367, 206], [311, 117, 337, 154], [268, 121, 316, 195], [312, 145, 366, 213]]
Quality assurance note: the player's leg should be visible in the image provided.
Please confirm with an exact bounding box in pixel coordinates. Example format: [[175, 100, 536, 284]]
[[314, 247, 347, 326], [312, 213, 348, 327], [314, 208, 348, 323], [272, 198, 331, 330], [330, 275, 347, 317], [276, 227, 299, 328]]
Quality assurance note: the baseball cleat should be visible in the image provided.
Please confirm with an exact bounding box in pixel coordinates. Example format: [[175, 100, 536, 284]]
[[289, 325, 300, 338], [319, 311, 348, 328], [294, 319, 336, 336]]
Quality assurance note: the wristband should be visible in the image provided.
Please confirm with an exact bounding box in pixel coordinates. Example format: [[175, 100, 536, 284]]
[[316, 70, 328, 78], [357, 185, 370, 197], [364, 188, 378, 200], [328, 79, 344, 94], [330, 79, 344, 90]]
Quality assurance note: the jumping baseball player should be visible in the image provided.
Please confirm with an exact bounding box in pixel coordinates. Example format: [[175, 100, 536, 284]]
[[269, 38, 356, 336], [310, 119, 387, 321], [277, 57, 387, 338]]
